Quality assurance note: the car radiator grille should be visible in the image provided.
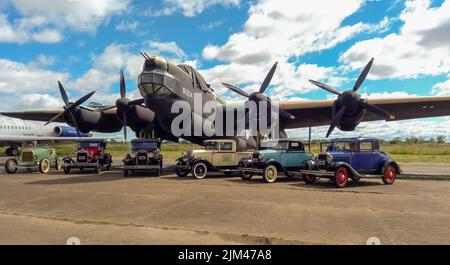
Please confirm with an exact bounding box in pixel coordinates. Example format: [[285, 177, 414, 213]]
[[21, 151, 34, 161], [77, 153, 87, 162], [136, 152, 148, 165]]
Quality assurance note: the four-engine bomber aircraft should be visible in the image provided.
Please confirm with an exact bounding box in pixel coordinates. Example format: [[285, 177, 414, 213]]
[[2, 53, 450, 151]]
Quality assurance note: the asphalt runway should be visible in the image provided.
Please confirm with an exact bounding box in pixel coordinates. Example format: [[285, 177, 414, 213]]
[[0, 165, 449, 245]]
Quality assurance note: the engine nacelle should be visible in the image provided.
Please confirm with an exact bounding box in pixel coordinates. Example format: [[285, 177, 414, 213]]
[[53, 126, 92, 137], [332, 100, 366, 131]]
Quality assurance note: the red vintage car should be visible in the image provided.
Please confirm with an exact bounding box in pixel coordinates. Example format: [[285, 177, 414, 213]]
[[62, 139, 112, 174]]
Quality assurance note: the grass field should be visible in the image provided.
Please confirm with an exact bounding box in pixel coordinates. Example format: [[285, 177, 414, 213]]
[[2, 141, 449, 163]]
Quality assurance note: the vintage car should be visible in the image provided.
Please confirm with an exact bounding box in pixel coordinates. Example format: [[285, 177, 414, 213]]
[[62, 139, 112, 174], [4, 147, 62, 174], [122, 138, 163, 177], [238, 139, 313, 183], [175, 139, 252, 179], [299, 137, 401, 188]]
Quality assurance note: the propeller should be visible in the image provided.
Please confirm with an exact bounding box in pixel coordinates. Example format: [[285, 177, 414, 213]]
[[45, 81, 95, 137], [222, 62, 295, 120], [309, 57, 394, 138], [101, 70, 145, 141]]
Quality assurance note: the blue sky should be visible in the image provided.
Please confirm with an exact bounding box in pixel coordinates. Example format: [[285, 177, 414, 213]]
[[0, 0, 449, 140]]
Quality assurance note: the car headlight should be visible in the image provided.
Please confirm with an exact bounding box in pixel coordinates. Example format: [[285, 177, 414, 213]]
[[130, 152, 136, 158], [33, 155, 38, 160], [148, 152, 154, 158]]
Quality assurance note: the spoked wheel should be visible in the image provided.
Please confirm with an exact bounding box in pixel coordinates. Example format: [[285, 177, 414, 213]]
[[263, 164, 278, 183], [382, 165, 396, 185], [334, 166, 348, 188], [302, 173, 316, 184], [192, 162, 208, 179], [175, 162, 189, 177], [39, 159, 51, 174], [4, 158, 18, 174]]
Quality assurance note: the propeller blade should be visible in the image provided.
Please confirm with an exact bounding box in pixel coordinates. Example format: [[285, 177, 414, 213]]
[[129, 98, 145, 105], [353, 58, 374, 92], [120, 70, 126, 98], [280, 109, 295, 120], [58, 81, 70, 106], [44, 111, 66, 126], [68, 111, 81, 138], [222, 82, 250, 98], [309, 80, 341, 96], [70, 91, 96, 109], [326, 106, 346, 138], [259, 62, 278, 94], [122, 112, 127, 142], [360, 101, 394, 119]]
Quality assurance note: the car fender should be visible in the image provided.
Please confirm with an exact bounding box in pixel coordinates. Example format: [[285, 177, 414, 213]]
[[331, 161, 361, 178], [191, 158, 215, 170], [264, 159, 287, 173], [303, 159, 316, 170], [380, 160, 401, 175]]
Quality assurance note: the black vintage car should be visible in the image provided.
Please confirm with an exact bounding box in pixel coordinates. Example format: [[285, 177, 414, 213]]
[[122, 139, 163, 177]]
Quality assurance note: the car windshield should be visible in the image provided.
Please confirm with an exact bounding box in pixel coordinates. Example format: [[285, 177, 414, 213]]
[[78, 142, 101, 149], [260, 141, 289, 150], [132, 141, 158, 150], [204, 142, 218, 150]]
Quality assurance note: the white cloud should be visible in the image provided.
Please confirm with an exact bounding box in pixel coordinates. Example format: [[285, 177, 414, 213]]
[[199, 0, 386, 100], [0, 0, 128, 43], [0, 58, 68, 94], [115, 19, 139, 32], [432, 75, 450, 96], [287, 118, 450, 141], [340, 0, 450, 79], [0, 93, 62, 111], [70, 41, 190, 96], [149, 0, 240, 17], [148, 41, 186, 61]]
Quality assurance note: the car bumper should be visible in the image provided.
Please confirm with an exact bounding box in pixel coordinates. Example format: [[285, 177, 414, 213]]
[[299, 169, 335, 177], [123, 165, 160, 170], [63, 162, 98, 168]]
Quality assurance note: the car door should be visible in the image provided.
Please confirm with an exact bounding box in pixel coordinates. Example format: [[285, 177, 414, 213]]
[[330, 142, 353, 165], [280, 142, 304, 169], [351, 141, 379, 173], [213, 142, 234, 166]]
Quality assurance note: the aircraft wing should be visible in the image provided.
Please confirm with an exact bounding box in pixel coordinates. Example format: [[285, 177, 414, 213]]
[[280, 96, 450, 129], [0, 108, 117, 122], [0, 136, 96, 148]]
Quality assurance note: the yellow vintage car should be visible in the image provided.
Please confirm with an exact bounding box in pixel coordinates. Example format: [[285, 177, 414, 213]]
[[175, 139, 252, 179]]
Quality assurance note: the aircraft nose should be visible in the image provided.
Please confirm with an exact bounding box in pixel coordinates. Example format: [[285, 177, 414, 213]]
[[143, 56, 168, 72], [144, 94, 176, 114], [138, 60, 176, 98]]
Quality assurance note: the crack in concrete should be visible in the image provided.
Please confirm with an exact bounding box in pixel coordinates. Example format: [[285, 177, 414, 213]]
[[0, 211, 318, 245]]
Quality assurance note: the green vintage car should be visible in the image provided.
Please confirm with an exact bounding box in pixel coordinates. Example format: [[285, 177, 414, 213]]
[[4, 147, 62, 174]]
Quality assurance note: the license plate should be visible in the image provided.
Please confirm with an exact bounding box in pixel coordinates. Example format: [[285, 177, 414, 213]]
[[318, 161, 325, 166], [138, 156, 146, 160]]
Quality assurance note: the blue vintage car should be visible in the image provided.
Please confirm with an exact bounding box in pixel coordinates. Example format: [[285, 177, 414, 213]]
[[300, 137, 401, 188], [238, 139, 313, 183]]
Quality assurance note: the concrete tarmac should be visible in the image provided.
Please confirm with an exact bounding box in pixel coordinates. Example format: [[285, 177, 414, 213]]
[[0, 168, 449, 245]]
